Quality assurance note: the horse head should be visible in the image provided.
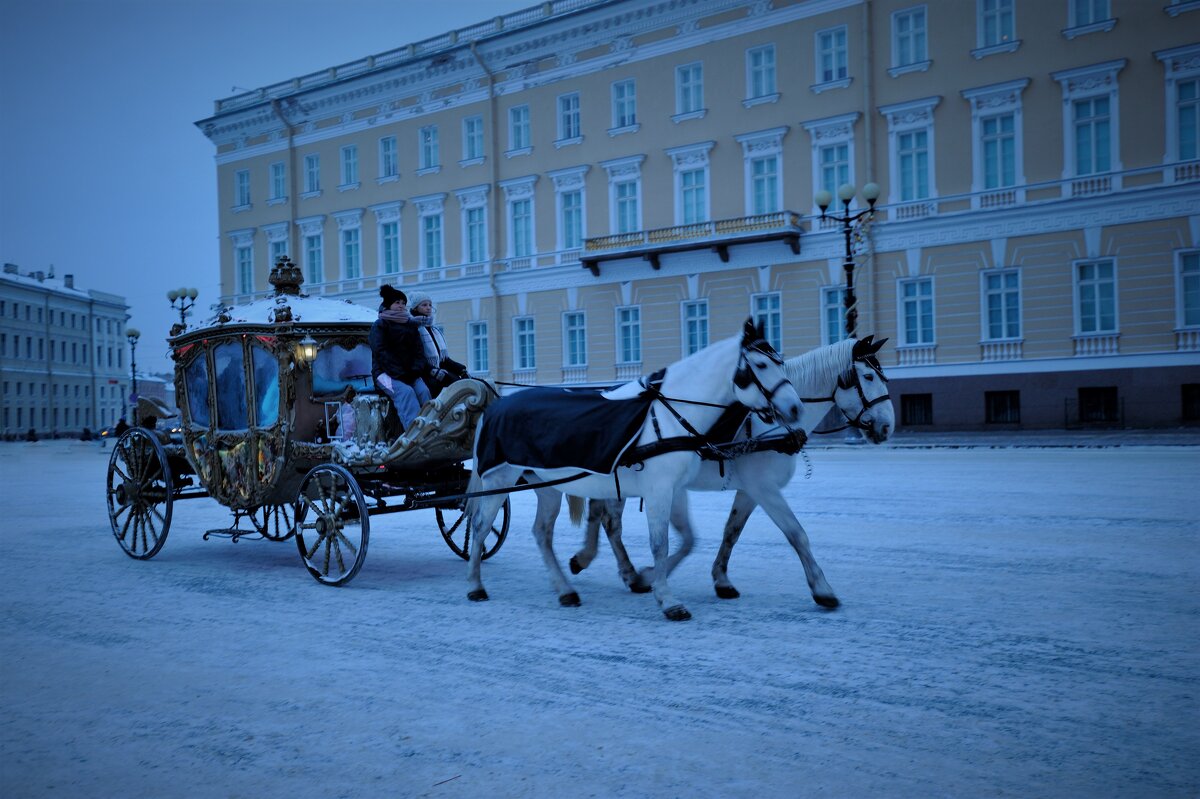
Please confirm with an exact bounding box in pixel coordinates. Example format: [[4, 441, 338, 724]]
[[733, 318, 803, 425], [835, 335, 895, 443]]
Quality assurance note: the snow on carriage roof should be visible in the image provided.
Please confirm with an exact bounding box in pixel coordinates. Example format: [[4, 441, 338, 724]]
[[186, 293, 378, 334]]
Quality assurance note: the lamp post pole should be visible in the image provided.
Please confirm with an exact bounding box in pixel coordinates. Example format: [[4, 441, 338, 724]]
[[126, 328, 140, 425], [815, 182, 880, 340]]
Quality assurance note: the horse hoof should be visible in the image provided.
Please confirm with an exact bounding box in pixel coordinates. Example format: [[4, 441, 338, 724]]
[[568, 556, 584, 575], [715, 585, 740, 600], [559, 592, 581, 607], [628, 574, 652, 594], [814, 594, 839, 609], [663, 605, 692, 622], [467, 589, 489, 602]]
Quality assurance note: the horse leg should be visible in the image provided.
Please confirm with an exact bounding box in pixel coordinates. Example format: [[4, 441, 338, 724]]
[[568, 499, 604, 574], [531, 489, 581, 606], [465, 468, 519, 602], [749, 486, 839, 608], [711, 490, 758, 599], [645, 492, 690, 621], [587, 499, 648, 593], [636, 490, 695, 587]]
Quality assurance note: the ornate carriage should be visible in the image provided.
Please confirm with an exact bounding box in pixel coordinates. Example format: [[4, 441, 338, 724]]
[[104, 257, 510, 585]]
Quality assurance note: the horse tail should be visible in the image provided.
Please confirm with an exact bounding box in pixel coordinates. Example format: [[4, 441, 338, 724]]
[[567, 494, 586, 527]]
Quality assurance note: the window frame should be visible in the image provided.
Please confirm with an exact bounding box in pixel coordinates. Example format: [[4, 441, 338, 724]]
[[615, 305, 642, 365], [1052, 60, 1126, 188], [898, 276, 936, 346], [269, 161, 286, 201], [378, 135, 398, 181], [234, 169, 251, 208], [462, 115, 485, 163], [821, 286, 850, 345], [802, 112, 859, 215], [977, 0, 1015, 49], [508, 104, 531, 154], [339, 144, 359, 189], [880, 97, 940, 208], [751, 291, 783, 353], [891, 6, 928, 70], [980, 267, 1022, 341], [418, 125, 440, 172], [675, 62, 705, 117], [681, 299, 710, 356], [602, 155, 644, 236], [513, 316, 536, 372], [611, 78, 638, 131], [303, 154, 320, 195], [468, 321, 489, 374], [666, 141, 713, 226], [1072, 259, 1119, 336], [746, 44, 777, 102], [562, 311, 588, 368], [1177, 250, 1200, 329], [556, 92, 582, 145], [815, 25, 849, 86]]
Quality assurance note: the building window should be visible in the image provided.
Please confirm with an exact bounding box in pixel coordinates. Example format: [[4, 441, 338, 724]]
[[752, 292, 782, 352], [419, 126, 439, 170], [511, 199, 533, 258], [509, 105, 530, 151], [563, 311, 587, 367], [1053, 60, 1124, 186], [819, 143, 850, 196], [557, 93, 581, 142], [816, 27, 848, 84], [612, 79, 636, 129], [422, 213, 443, 269], [1182, 384, 1200, 421], [235, 169, 250, 207], [1071, 0, 1109, 26], [985, 390, 1020, 423], [514, 317, 536, 371], [1179, 251, 1200, 327], [683, 300, 709, 356], [269, 162, 286, 201], [1074, 97, 1111, 175], [898, 130, 930, 201], [881, 96, 939, 207], [304, 154, 320, 194], [803, 113, 858, 213], [1075, 260, 1117, 334], [340, 145, 358, 187], [901, 278, 935, 344], [893, 7, 927, 67], [823, 287, 849, 344], [469, 322, 489, 373], [901, 394, 933, 426], [979, 0, 1014, 47], [379, 136, 398, 179], [747, 45, 776, 99], [341, 228, 360, 279], [560, 190, 583, 250], [617, 307, 641, 364], [1078, 386, 1119, 423], [462, 116, 484, 162], [380, 221, 400, 274], [676, 63, 704, 115], [680, 169, 707, 225], [750, 156, 779, 215], [304, 233, 323, 285], [465, 207, 487, 263], [983, 269, 1021, 340], [981, 113, 1016, 188], [615, 181, 639, 234], [1180, 78, 1199, 161]]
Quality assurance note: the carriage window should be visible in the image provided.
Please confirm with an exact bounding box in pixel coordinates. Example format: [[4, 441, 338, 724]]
[[312, 343, 374, 396], [214, 341, 249, 430], [185, 354, 211, 427], [250, 344, 279, 427]]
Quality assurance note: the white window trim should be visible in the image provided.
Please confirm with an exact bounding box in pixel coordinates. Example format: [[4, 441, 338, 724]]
[[979, 267, 1023, 342], [333, 209, 363, 280], [562, 310, 588, 368], [302, 153, 321, 198], [507, 104, 532, 157], [296, 215, 325, 285], [890, 6, 931, 76], [467, 320, 489, 375], [1063, 0, 1115, 38], [973, 0, 1021, 58], [1176, 249, 1200, 330], [802, 112, 859, 216], [261, 221, 289, 270], [812, 25, 851, 93], [601, 155, 645, 235], [744, 44, 779, 107], [418, 125, 440, 173], [879, 96, 940, 210], [548, 165, 589, 254], [268, 161, 287, 204], [614, 305, 642, 365], [610, 78, 639, 135], [1166, 0, 1200, 16], [750, 291, 783, 353], [1156, 44, 1200, 170], [513, 316, 536, 372], [461, 116, 485, 166], [735, 126, 788, 217], [413, 193, 446, 271], [674, 61, 706, 121], [378, 136, 399, 184], [897, 276, 937, 347], [454, 185, 490, 266], [680, 299, 710, 356], [230, 228, 255, 295], [1052, 59, 1126, 192], [233, 169, 251, 211], [666, 141, 714, 226], [499, 175, 538, 260], [1071, 258, 1120, 336], [961, 78, 1029, 207], [339, 145, 360, 192], [370, 201, 403, 275], [556, 92, 583, 148]]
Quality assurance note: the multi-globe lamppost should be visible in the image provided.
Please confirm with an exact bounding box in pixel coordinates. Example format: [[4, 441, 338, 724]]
[[814, 182, 880, 341], [126, 328, 140, 424], [168, 287, 199, 335]]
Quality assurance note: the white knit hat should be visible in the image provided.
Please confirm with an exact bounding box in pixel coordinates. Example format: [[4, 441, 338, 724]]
[[407, 291, 433, 310]]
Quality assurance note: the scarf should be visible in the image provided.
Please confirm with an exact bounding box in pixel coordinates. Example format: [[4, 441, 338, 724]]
[[379, 308, 410, 323]]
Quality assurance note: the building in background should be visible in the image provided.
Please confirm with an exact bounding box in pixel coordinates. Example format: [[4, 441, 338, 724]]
[[0, 264, 130, 438], [196, 0, 1200, 430]]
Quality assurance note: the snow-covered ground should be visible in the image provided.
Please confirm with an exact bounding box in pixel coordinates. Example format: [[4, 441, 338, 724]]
[[2, 438, 1196, 798]]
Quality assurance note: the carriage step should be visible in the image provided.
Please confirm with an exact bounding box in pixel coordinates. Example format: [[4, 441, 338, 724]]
[[202, 527, 261, 543]]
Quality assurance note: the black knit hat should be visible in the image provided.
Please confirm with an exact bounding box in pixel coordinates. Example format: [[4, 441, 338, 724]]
[[379, 284, 407, 309]]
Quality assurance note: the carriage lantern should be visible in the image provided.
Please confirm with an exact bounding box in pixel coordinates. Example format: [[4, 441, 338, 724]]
[[295, 334, 319, 367]]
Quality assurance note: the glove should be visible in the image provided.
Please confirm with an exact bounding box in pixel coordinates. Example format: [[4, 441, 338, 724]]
[[432, 368, 449, 382]]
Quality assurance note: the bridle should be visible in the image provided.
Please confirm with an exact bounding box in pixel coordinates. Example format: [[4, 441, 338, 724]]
[[733, 337, 794, 418], [834, 354, 891, 431]]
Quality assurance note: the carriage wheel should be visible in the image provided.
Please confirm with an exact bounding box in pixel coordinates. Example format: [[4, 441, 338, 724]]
[[294, 464, 369, 586], [250, 504, 296, 542], [436, 497, 510, 561], [106, 428, 174, 560]]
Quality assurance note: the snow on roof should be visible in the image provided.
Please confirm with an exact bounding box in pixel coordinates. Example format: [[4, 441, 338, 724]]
[[188, 293, 377, 334]]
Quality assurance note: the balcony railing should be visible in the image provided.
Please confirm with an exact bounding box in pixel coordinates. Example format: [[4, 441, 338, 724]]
[[896, 345, 936, 366], [1175, 329, 1199, 351], [1073, 333, 1119, 356], [981, 340, 1023, 361]]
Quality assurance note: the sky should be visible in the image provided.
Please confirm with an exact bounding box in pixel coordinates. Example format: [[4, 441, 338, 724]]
[[0, 0, 531, 372]]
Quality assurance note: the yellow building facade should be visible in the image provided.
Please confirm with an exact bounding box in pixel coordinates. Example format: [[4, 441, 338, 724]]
[[197, 0, 1200, 429]]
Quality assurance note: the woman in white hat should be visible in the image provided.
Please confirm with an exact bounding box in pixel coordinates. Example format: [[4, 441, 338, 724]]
[[407, 291, 468, 397]]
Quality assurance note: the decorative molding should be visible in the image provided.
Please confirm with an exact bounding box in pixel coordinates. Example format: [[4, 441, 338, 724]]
[[227, 228, 255, 247], [810, 77, 852, 94], [332, 208, 363, 230], [369, 200, 403, 224], [735, 126, 788, 157], [665, 140, 715, 171], [971, 40, 1022, 60], [803, 111, 859, 142], [548, 165, 589, 193], [295, 215, 325, 237], [888, 60, 932, 78], [960, 78, 1030, 111], [1051, 59, 1127, 100], [600, 154, 645, 181], [261, 221, 289, 242], [1061, 18, 1116, 39], [878, 95, 941, 129], [454, 184, 490, 209], [411, 193, 446, 216], [499, 174, 538, 200]]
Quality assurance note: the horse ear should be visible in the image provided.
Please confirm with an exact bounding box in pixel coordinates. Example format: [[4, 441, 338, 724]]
[[869, 336, 888, 354], [852, 337, 867, 359], [742, 317, 757, 342], [755, 318, 766, 338]]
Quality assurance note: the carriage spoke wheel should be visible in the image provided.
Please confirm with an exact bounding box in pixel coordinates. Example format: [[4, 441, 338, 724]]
[[294, 464, 369, 586], [106, 428, 174, 560], [436, 497, 509, 561], [250, 504, 296, 542]]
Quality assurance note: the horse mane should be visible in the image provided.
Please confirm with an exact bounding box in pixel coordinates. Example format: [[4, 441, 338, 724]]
[[783, 338, 857, 395]]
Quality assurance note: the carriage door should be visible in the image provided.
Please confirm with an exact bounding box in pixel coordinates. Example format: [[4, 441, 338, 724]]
[[247, 339, 284, 493], [211, 340, 255, 505], [181, 346, 215, 489]]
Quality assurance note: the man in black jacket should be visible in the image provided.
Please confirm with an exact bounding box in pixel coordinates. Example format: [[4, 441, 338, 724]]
[[369, 285, 435, 429]]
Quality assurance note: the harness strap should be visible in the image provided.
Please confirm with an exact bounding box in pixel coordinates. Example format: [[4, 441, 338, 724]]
[[439, 471, 591, 504]]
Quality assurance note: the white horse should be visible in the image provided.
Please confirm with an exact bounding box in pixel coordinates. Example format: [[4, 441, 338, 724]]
[[465, 319, 804, 621], [567, 335, 894, 608]]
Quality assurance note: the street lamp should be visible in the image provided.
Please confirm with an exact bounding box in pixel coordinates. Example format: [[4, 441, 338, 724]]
[[168, 287, 199, 334], [815, 182, 880, 340], [126, 328, 140, 425]]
